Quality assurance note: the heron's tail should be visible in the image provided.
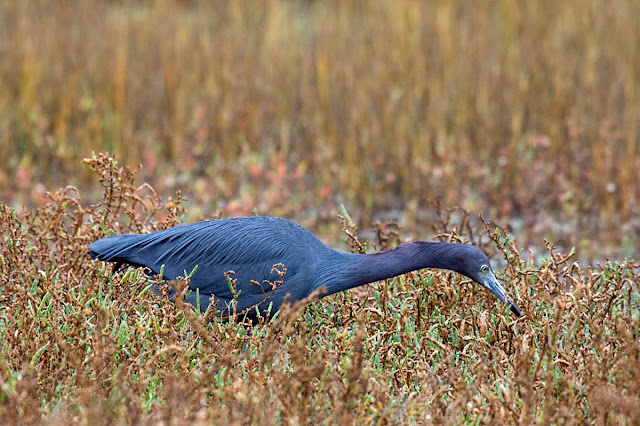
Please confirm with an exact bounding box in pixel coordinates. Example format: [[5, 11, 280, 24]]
[[89, 234, 149, 271]]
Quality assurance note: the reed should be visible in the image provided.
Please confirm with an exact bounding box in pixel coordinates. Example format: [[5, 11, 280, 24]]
[[1, 1, 638, 254]]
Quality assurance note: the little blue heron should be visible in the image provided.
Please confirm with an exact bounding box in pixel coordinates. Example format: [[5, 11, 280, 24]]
[[89, 216, 522, 320]]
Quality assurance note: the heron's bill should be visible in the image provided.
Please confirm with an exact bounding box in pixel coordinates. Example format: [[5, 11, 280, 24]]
[[505, 295, 522, 317], [485, 273, 523, 318]]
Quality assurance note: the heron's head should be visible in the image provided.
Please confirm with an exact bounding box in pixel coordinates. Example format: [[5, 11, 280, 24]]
[[452, 245, 522, 318]]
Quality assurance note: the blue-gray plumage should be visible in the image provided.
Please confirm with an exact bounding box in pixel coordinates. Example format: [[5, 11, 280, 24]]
[[89, 216, 522, 321]]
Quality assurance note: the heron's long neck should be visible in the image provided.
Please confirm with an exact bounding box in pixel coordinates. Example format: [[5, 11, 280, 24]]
[[315, 242, 457, 297]]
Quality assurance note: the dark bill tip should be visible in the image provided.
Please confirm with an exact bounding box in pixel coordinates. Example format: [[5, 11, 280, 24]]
[[509, 302, 523, 318], [505, 295, 523, 318], [487, 275, 523, 319]]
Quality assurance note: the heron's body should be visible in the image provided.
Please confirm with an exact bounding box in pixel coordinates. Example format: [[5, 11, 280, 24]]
[[89, 216, 522, 320]]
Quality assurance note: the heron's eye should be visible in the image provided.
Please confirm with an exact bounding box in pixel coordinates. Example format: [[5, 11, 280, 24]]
[[481, 265, 489, 273]]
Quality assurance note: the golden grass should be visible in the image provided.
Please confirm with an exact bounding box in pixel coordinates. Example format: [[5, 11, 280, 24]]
[[1, 0, 639, 259]]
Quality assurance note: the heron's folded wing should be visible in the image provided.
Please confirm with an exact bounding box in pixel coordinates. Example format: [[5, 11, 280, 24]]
[[89, 219, 300, 299]]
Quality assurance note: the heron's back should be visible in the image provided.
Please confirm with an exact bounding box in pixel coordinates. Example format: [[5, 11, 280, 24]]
[[89, 217, 327, 314]]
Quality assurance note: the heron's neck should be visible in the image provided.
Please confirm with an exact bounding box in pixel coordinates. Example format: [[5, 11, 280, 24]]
[[315, 242, 459, 297]]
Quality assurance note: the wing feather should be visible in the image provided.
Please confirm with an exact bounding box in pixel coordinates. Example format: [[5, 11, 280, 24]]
[[89, 217, 319, 303]]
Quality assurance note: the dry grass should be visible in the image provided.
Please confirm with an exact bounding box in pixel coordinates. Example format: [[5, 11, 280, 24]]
[[1, 154, 638, 424], [1, 0, 639, 259], [1, 1, 639, 422]]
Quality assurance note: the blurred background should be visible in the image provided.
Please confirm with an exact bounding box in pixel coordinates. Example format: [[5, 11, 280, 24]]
[[1, 0, 638, 260]]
